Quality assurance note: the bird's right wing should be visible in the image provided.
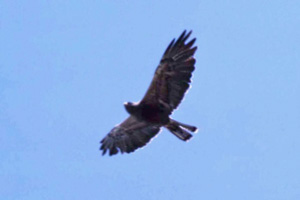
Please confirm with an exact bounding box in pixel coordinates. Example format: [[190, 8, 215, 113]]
[[140, 30, 197, 112], [100, 116, 161, 156]]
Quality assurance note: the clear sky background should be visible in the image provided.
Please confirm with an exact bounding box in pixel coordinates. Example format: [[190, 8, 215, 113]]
[[1, 1, 299, 200]]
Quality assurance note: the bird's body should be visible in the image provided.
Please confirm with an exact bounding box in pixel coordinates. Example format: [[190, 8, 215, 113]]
[[125, 102, 170, 125], [100, 30, 198, 156]]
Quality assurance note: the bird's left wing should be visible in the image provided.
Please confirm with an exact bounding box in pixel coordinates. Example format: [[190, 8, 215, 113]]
[[100, 116, 161, 156]]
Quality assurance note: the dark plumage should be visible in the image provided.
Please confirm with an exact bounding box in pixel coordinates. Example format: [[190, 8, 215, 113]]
[[100, 30, 198, 156]]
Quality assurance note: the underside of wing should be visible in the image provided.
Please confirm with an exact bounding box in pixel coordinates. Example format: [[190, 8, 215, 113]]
[[100, 116, 161, 156], [141, 30, 197, 112]]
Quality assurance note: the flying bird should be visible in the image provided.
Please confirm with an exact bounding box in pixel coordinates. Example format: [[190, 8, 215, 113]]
[[100, 30, 198, 156]]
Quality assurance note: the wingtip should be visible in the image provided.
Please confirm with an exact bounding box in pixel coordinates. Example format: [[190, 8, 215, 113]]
[[102, 149, 106, 156], [185, 30, 192, 38]]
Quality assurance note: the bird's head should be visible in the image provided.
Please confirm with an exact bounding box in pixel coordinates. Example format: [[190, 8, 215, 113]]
[[124, 102, 137, 114]]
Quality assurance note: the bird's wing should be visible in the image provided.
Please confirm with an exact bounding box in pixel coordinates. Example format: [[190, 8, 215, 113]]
[[100, 116, 161, 156], [140, 30, 197, 112]]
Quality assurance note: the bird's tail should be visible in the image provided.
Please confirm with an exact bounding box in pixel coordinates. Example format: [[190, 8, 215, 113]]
[[165, 119, 197, 141]]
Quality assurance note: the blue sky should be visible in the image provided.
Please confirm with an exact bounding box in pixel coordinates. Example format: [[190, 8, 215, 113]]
[[1, 1, 299, 199]]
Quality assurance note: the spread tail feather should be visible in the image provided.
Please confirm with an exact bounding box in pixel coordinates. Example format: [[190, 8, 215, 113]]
[[165, 119, 196, 141]]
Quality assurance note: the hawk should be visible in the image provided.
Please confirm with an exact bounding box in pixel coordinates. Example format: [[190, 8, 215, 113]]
[[100, 30, 198, 156]]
